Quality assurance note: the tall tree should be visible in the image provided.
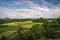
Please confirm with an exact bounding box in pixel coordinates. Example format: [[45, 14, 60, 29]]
[[16, 27, 26, 40], [44, 20, 58, 39], [30, 24, 46, 40]]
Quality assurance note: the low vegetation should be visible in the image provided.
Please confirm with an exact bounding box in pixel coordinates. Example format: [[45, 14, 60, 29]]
[[0, 18, 60, 40]]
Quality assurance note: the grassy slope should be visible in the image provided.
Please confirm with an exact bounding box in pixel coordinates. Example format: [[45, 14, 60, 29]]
[[0, 21, 43, 39]]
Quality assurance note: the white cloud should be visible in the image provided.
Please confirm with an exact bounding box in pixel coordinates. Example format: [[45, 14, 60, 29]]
[[0, 6, 18, 18], [16, 9, 43, 18], [15, 1, 50, 11], [0, 6, 43, 19], [0, 0, 60, 19], [41, 0, 57, 8], [0, 6, 60, 18], [14, 1, 39, 7]]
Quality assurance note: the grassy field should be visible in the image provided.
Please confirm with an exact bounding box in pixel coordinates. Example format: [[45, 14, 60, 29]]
[[0, 21, 43, 39], [0, 20, 60, 40]]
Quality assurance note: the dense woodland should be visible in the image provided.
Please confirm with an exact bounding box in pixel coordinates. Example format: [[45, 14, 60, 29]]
[[0, 17, 60, 40]]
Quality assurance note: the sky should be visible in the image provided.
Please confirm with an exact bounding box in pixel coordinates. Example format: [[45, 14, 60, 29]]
[[0, 0, 60, 19]]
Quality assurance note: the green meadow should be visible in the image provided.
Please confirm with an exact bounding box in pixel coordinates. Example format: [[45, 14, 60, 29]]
[[0, 21, 43, 39], [0, 18, 60, 40]]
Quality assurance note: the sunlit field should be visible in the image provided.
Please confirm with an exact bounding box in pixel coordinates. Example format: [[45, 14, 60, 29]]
[[0, 18, 60, 40], [0, 21, 43, 39]]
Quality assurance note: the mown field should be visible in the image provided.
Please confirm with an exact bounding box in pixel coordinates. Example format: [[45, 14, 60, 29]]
[[0, 21, 43, 39]]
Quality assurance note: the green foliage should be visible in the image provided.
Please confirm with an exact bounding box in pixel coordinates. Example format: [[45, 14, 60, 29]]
[[0, 18, 60, 40], [16, 27, 27, 40], [44, 20, 60, 39], [29, 24, 46, 40], [0, 36, 6, 40], [15, 24, 46, 40]]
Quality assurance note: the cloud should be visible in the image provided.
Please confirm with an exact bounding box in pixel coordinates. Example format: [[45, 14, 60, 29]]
[[0, 6, 43, 19], [16, 9, 43, 18], [40, 0, 57, 8], [15, 1, 50, 11], [16, 7, 60, 18], [40, 8, 60, 18], [0, 6, 18, 18], [0, 6, 60, 18], [19, 1, 39, 7], [0, 0, 60, 18]]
